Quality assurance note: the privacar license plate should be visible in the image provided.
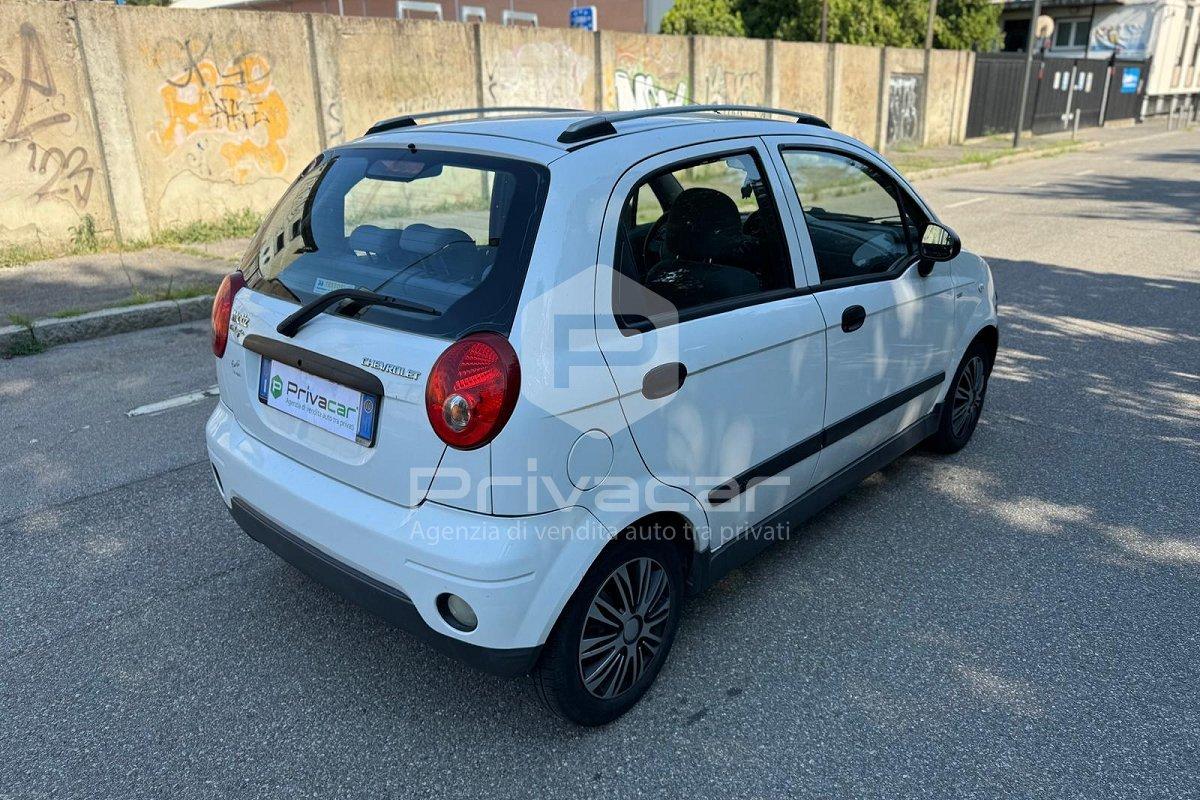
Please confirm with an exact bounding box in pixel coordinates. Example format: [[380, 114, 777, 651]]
[[257, 358, 379, 446]]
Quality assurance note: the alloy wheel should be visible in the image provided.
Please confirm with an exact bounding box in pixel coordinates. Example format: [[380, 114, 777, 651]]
[[951, 355, 986, 438], [578, 557, 672, 699]]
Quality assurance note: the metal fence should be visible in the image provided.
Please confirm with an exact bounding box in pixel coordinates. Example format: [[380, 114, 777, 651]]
[[966, 53, 1147, 139]]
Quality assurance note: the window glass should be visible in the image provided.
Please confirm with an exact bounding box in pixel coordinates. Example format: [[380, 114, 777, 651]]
[[780, 150, 920, 283], [242, 148, 548, 339], [613, 151, 794, 324]]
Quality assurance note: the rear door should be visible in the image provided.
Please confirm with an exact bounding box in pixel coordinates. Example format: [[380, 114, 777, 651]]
[[766, 138, 955, 485], [215, 144, 550, 508], [216, 296, 448, 508], [595, 139, 827, 549]]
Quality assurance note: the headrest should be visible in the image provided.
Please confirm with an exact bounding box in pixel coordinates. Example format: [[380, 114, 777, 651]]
[[664, 188, 744, 261], [348, 224, 403, 256], [399, 224, 473, 257]]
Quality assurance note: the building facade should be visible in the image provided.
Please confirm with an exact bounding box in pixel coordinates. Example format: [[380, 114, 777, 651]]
[[169, 0, 675, 33], [998, 0, 1200, 112]]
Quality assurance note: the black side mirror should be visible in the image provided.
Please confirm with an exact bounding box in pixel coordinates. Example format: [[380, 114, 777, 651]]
[[919, 222, 961, 264]]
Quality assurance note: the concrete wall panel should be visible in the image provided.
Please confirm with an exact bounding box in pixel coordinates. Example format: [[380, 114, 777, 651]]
[[480, 24, 596, 110], [693, 35, 767, 106], [105, 6, 323, 231], [926, 49, 968, 146], [601, 31, 690, 110], [311, 17, 477, 147], [0, 1, 115, 245], [773, 41, 828, 118], [832, 44, 881, 146]]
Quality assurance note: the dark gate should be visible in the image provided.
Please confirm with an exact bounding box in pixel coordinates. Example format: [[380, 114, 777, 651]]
[[1103, 59, 1147, 122], [966, 53, 1148, 138], [965, 53, 1034, 137]]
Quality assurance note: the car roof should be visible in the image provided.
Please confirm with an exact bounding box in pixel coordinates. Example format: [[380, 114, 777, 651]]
[[356, 109, 844, 158]]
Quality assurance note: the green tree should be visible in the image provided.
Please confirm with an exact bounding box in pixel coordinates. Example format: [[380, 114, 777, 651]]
[[737, 0, 999, 50], [660, 0, 746, 37]]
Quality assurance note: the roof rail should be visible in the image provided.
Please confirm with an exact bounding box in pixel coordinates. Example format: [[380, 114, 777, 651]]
[[557, 105, 831, 145], [365, 107, 583, 136]]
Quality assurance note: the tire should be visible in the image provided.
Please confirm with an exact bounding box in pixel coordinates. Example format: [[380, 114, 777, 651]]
[[531, 536, 684, 727], [926, 341, 991, 454]]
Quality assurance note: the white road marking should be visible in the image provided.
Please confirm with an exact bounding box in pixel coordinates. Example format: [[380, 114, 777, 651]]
[[944, 196, 989, 209], [1075, 169, 1095, 176], [127, 385, 219, 418], [1030, 180, 1049, 187]]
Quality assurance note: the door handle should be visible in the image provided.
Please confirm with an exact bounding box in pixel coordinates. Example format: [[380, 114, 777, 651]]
[[841, 305, 867, 333], [642, 362, 687, 399]]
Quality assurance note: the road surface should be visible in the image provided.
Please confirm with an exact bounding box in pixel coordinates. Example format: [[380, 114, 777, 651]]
[[2, 131, 1198, 799]]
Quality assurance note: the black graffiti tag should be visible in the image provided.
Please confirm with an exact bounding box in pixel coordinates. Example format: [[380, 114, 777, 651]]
[[0, 23, 96, 209]]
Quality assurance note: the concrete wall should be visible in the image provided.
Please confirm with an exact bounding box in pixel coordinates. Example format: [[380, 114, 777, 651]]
[[0, 3, 977, 249], [311, 16, 478, 146], [601, 30, 690, 109], [0, 1, 115, 245]]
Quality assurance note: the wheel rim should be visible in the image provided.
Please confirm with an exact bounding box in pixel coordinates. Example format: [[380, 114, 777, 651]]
[[578, 557, 672, 699], [951, 355, 986, 438]]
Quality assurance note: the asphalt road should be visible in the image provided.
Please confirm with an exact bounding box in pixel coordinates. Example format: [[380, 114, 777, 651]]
[[3, 131, 1198, 799]]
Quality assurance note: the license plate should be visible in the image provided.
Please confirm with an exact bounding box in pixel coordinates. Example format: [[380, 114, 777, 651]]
[[258, 358, 380, 446]]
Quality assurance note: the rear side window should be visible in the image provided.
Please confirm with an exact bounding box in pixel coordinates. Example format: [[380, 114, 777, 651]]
[[613, 150, 794, 328], [242, 147, 549, 339], [780, 149, 922, 284]]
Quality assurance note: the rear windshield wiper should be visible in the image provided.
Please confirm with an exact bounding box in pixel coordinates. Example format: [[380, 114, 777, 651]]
[[277, 288, 440, 337]]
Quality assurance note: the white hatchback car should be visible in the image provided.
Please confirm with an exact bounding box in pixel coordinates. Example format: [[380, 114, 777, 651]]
[[206, 105, 998, 726]]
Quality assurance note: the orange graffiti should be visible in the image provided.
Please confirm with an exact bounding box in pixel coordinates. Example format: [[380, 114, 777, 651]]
[[153, 53, 288, 183]]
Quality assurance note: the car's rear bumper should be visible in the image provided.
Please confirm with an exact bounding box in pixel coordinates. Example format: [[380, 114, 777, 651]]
[[228, 497, 539, 676], [206, 401, 609, 675]]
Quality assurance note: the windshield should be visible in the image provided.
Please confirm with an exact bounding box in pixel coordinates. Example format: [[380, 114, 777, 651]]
[[241, 147, 550, 339]]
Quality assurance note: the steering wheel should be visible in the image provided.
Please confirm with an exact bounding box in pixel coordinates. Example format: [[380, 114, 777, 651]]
[[643, 214, 670, 269]]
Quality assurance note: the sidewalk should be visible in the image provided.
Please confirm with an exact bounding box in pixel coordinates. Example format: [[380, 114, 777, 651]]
[[1, 117, 1191, 357], [889, 117, 1180, 178], [0, 240, 246, 323]]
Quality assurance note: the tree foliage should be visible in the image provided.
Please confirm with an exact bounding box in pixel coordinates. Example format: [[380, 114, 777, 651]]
[[736, 0, 1000, 50], [660, 0, 747, 37]]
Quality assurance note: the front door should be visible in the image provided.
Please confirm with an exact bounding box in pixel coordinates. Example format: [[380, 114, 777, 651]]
[[767, 140, 955, 485], [595, 139, 827, 549]]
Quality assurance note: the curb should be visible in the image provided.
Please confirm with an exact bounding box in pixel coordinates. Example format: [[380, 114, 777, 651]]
[[2, 295, 212, 356]]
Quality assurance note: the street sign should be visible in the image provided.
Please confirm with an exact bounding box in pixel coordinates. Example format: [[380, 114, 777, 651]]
[[569, 5, 597, 31], [1120, 67, 1141, 94]]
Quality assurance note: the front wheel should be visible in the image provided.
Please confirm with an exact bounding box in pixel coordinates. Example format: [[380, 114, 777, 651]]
[[531, 537, 683, 726], [926, 343, 991, 454]]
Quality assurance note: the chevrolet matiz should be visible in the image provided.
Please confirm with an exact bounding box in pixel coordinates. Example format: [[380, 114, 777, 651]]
[[206, 105, 998, 726]]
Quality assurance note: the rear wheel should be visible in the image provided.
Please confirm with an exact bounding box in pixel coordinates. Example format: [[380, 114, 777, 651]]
[[531, 536, 683, 726], [927, 342, 991, 454]]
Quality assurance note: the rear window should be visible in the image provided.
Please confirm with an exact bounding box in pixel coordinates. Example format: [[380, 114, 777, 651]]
[[241, 147, 550, 339]]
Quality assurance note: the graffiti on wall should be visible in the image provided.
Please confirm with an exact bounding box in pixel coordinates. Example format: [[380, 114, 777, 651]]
[[614, 70, 688, 110], [887, 73, 922, 145], [0, 23, 98, 211], [150, 35, 289, 184], [612, 40, 689, 110], [485, 40, 591, 108], [699, 65, 762, 106]]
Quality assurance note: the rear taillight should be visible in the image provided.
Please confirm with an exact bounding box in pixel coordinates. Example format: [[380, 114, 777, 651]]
[[211, 271, 246, 358], [425, 332, 520, 450]]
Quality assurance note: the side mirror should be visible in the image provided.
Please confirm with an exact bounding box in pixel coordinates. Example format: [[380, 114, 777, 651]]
[[919, 222, 961, 264]]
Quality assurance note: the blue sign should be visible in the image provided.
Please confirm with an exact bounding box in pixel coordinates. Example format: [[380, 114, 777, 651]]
[[1120, 67, 1141, 94], [569, 5, 597, 31]]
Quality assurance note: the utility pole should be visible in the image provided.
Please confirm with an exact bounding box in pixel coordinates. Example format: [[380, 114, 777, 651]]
[[925, 0, 938, 51], [1013, 0, 1042, 147], [820, 0, 829, 43]]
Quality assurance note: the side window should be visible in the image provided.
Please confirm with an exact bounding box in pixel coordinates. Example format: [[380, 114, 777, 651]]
[[780, 150, 922, 284], [613, 150, 794, 325]]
